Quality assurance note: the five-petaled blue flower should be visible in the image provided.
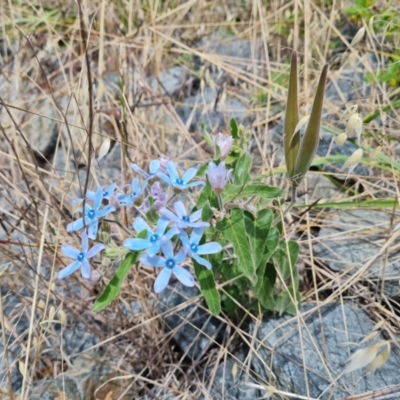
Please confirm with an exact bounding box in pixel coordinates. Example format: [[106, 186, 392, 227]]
[[179, 228, 222, 270], [118, 178, 146, 206], [59, 230, 105, 279], [160, 201, 209, 230], [67, 187, 115, 239], [123, 216, 179, 257], [158, 161, 204, 190], [139, 237, 194, 293]]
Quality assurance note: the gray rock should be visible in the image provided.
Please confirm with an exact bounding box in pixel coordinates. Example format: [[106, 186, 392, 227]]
[[313, 209, 400, 297], [250, 303, 400, 399], [159, 283, 223, 359], [148, 66, 188, 95], [177, 86, 249, 133]]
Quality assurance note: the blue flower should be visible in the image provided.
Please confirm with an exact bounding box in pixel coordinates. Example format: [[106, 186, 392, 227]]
[[160, 201, 210, 230], [117, 178, 146, 206], [58, 231, 105, 279], [158, 161, 204, 190], [179, 228, 222, 270], [131, 159, 161, 180], [139, 237, 194, 293], [86, 183, 117, 201], [123, 216, 179, 257], [67, 187, 115, 240]]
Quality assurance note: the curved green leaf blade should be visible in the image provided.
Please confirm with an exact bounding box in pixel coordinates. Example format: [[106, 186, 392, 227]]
[[284, 51, 300, 178], [93, 251, 139, 312], [293, 64, 329, 187]]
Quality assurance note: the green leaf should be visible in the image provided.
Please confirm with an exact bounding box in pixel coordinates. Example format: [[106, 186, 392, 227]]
[[201, 201, 214, 221], [223, 182, 284, 203], [197, 180, 219, 209], [230, 118, 239, 139], [201, 121, 214, 146], [92, 251, 140, 312], [273, 241, 299, 285], [284, 51, 300, 178], [243, 209, 273, 270], [216, 208, 256, 284], [193, 260, 221, 316], [293, 64, 328, 187], [233, 153, 252, 186], [262, 227, 280, 267], [253, 262, 276, 310], [274, 287, 301, 316], [196, 162, 209, 177]]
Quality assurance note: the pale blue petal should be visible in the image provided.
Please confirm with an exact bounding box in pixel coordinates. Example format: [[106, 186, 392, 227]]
[[197, 242, 222, 255], [173, 266, 195, 287], [86, 191, 96, 200], [149, 159, 160, 174], [160, 237, 174, 259], [123, 238, 151, 251], [81, 231, 89, 253], [61, 244, 80, 259], [178, 231, 190, 246], [86, 243, 106, 258], [156, 217, 170, 236], [165, 227, 180, 239], [104, 183, 117, 198], [117, 194, 131, 205], [96, 205, 115, 218], [160, 208, 179, 223], [192, 253, 212, 270], [154, 268, 172, 293], [189, 221, 210, 228], [133, 217, 152, 235], [158, 172, 172, 185], [88, 220, 99, 240], [166, 161, 179, 181], [174, 201, 187, 219], [81, 259, 91, 279], [185, 181, 205, 188], [174, 247, 187, 264], [191, 228, 205, 245], [131, 163, 149, 178], [189, 209, 202, 222], [147, 242, 160, 257], [139, 254, 165, 267], [94, 186, 103, 210], [182, 167, 198, 183], [58, 260, 81, 279], [67, 218, 85, 233]]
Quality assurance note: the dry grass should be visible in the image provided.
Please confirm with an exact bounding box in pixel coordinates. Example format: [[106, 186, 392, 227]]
[[0, 0, 400, 399]]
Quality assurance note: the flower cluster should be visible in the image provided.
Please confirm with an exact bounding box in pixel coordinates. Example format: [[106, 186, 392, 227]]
[[59, 140, 234, 293]]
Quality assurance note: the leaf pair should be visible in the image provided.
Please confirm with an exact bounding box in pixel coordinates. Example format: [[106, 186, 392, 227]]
[[284, 52, 329, 188]]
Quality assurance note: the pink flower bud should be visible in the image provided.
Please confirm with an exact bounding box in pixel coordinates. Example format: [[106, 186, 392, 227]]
[[212, 132, 234, 158], [109, 194, 120, 210], [206, 161, 232, 194]]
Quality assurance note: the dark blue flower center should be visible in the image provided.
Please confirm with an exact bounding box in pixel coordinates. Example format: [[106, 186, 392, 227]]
[[182, 215, 190, 222], [166, 259, 175, 269], [150, 234, 158, 243], [131, 192, 137, 198], [190, 243, 198, 253], [77, 252, 85, 262], [176, 178, 184, 185], [103, 191, 108, 197], [88, 209, 95, 219]]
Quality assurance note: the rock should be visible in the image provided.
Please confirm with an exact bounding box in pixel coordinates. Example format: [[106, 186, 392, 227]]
[[177, 86, 249, 133], [250, 303, 400, 399], [313, 209, 400, 297], [205, 358, 260, 400], [148, 66, 188, 95], [159, 283, 223, 359]]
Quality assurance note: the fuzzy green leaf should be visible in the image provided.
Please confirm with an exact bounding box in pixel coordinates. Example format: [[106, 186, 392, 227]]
[[273, 241, 300, 285], [194, 260, 221, 316], [244, 209, 273, 270], [230, 118, 239, 139], [223, 182, 284, 203], [233, 153, 252, 186], [216, 208, 256, 284], [253, 262, 276, 310]]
